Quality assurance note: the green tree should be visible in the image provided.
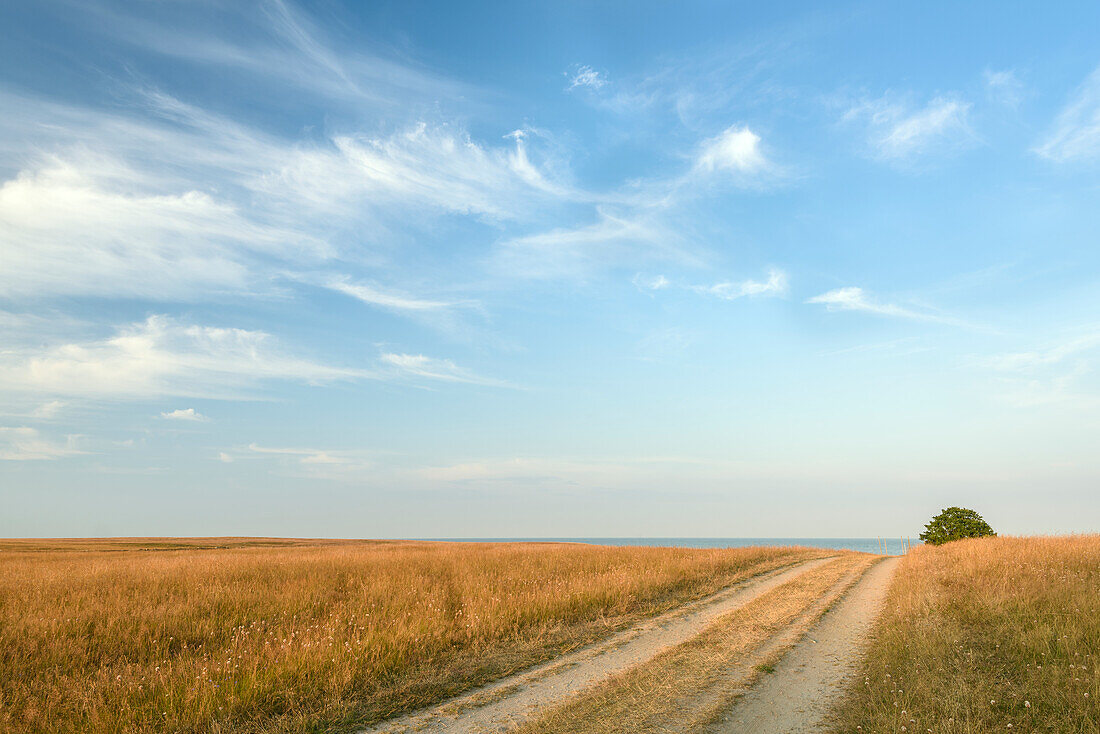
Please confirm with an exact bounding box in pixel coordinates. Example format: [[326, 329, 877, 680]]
[[919, 507, 996, 546]]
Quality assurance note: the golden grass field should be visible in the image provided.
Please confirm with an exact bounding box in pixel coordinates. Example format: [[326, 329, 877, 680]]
[[831, 535, 1100, 733], [0, 537, 820, 734]]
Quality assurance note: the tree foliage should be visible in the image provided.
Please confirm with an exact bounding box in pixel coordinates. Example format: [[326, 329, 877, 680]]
[[919, 506, 997, 545]]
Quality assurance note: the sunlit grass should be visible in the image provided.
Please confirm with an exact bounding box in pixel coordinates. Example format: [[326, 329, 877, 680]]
[[0, 537, 817, 733], [830, 535, 1100, 733]]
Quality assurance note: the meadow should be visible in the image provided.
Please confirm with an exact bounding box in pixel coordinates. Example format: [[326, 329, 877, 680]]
[[0, 538, 819, 733], [830, 535, 1100, 733]]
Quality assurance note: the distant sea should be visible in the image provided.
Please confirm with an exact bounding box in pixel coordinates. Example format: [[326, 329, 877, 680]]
[[425, 537, 919, 556]]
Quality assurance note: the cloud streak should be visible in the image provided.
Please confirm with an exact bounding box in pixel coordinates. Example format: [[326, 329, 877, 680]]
[[807, 286, 962, 325], [323, 277, 458, 313], [1034, 66, 1100, 162], [379, 353, 508, 387], [498, 210, 695, 279], [982, 331, 1100, 408], [844, 94, 973, 162], [0, 427, 85, 461], [695, 269, 788, 300], [634, 269, 788, 301], [0, 86, 577, 302], [0, 315, 364, 400]]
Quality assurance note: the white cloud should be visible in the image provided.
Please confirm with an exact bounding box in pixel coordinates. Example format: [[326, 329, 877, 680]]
[[0, 85, 577, 301], [1034, 66, 1100, 162], [71, 0, 476, 118], [236, 442, 375, 481], [0, 313, 510, 401], [247, 443, 352, 465], [696, 269, 788, 300], [632, 274, 671, 292], [0, 426, 85, 461], [844, 94, 973, 161], [982, 332, 1100, 408], [0, 154, 321, 299], [498, 210, 694, 279], [633, 269, 787, 301], [568, 65, 606, 90], [807, 286, 959, 324], [161, 408, 208, 422], [218, 452, 234, 463], [323, 276, 456, 312], [379, 353, 507, 387], [984, 69, 1024, 107], [266, 123, 573, 222], [0, 315, 364, 400], [695, 126, 770, 175], [30, 400, 66, 419], [988, 332, 1100, 374]]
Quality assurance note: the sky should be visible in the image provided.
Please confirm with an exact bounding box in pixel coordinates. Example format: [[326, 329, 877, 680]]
[[2, 1, 1099, 539]]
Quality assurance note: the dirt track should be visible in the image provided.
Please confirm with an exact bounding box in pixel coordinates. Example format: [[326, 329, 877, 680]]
[[362, 554, 898, 734], [710, 556, 900, 733], [361, 558, 834, 734]]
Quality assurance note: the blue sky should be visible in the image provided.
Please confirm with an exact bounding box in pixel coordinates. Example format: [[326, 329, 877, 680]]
[[2, 0, 1099, 538]]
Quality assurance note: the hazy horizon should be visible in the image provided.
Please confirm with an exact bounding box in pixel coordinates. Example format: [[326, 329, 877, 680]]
[[2, 1, 1099, 538]]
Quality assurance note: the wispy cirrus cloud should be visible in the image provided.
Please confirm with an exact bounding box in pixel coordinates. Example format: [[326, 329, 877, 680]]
[[30, 400, 66, 419], [227, 442, 375, 481], [634, 269, 788, 301], [807, 286, 962, 325], [69, 0, 478, 114], [694, 268, 788, 300], [0, 426, 86, 461], [379, 353, 508, 387], [567, 65, 607, 91], [497, 209, 696, 279], [987, 332, 1100, 374], [266, 123, 574, 221], [632, 274, 671, 292], [843, 93, 973, 162], [982, 331, 1100, 407], [322, 276, 459, 313], [247, 443, 359, 465], [494, 123, 789, 279], [984, 69, 1024, 108], [0, 315, 365, 400], [0, 82, 575, 302], [0, 151, 322, 300], [1034, 65, 1100, 162], [0, 314, 504, 400]]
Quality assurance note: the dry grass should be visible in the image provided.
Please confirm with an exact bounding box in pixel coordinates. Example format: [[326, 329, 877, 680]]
[[0, 537, 817, 734], [830, 535, 1100, 733], [514, 552, 879, 734]]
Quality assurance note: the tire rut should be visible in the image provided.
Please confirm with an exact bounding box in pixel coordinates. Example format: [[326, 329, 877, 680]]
[[361, 557, 836, 734]]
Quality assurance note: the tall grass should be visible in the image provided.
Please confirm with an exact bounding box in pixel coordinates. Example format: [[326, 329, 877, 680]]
[[0, 538, 814, 733], [830, 535, 1100, 733]]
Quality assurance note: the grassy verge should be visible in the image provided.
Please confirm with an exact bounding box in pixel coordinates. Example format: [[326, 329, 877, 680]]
[[514, 552, 878, 734], [0, 538, 821, 733], [830, 535, 1100, 733]]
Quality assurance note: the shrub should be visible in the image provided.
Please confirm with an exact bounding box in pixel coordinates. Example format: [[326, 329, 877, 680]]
[[919, 506, 996, 545]]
